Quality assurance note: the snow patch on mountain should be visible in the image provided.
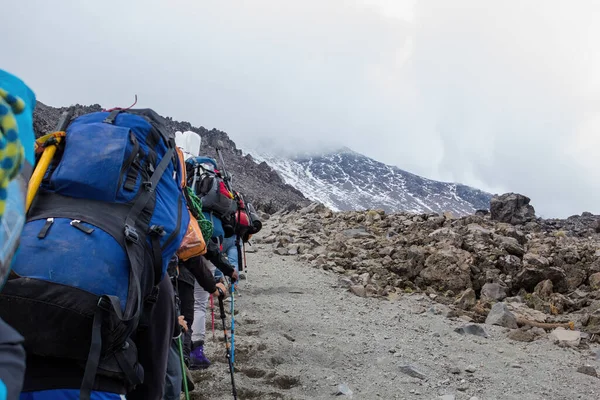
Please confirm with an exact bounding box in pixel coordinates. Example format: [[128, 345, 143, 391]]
[[248, 147, 492, 216]]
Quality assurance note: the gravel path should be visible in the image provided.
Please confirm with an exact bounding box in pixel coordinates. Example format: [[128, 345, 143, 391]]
[[188, 226, 600, 400]]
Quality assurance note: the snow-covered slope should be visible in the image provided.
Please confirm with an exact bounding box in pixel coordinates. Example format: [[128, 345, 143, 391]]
[[249, 147, 492, 216]]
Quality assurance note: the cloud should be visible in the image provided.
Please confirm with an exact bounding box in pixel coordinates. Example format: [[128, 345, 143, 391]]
[[3, 0, 599, 217], [403, 0, 600, 217]]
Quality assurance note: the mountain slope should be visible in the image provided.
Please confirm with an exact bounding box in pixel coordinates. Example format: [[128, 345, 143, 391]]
[[32, 102, 310, 213], [251, 147, 492, 216]]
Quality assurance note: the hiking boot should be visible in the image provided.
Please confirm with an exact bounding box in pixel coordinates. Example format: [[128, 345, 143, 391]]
[[189, 342, 211, 370]]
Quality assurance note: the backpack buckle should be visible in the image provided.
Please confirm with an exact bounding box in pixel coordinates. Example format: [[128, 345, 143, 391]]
[[97, 297, 111, 312], [149, 225, 166, 237], [124, 224, 139, 243], [143, 181, 154, 192]]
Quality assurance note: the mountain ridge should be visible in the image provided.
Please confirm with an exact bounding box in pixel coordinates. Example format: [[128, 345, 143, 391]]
[[32, 102, 311, 213]]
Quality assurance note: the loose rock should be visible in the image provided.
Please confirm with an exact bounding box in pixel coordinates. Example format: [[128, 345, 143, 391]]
[[454, 324, 489, 338], [398, 364, 427, 380], [549, 327, 581, 348], [508, 329, 535, 342], [576, 366, 598, 378]]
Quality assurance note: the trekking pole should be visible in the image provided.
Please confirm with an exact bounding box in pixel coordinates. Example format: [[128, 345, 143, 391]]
[[217, 288, 238, 399], [26, 109, 72, 212], [230, 277, 235, 365], [177, 335, 190, 400], [242, 242, 248, 278], [210, 293, 216, 340], [173, 272, 190, 400], [215, 147, 233, 189]]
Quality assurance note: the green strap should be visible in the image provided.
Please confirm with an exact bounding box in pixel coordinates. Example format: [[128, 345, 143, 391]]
[[186, 187, 213, 240]]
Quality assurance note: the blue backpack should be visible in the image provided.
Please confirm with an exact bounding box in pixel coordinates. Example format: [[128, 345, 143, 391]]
[[0, 108, 189, 399]]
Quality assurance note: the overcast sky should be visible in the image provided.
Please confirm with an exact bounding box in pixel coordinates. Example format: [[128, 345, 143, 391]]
[[4, 0, 600, 218]]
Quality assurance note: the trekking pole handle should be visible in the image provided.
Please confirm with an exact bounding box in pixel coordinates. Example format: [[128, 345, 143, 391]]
[[217, 292, 227, 321]]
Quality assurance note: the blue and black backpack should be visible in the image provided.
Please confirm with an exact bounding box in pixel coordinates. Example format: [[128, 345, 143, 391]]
[[0, 108, 189, 398]]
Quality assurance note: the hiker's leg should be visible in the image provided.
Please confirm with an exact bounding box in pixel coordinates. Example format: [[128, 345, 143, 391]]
[[191, 281, 209, 343], [128, 275, 175, 400], [223, 235, 240, 288], [189, 281, 211, 369], [227, 239, 239, 273], [163, 341, 182, 400], [178, 280, 195, 363]]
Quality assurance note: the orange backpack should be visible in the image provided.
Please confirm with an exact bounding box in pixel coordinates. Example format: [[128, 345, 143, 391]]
[[175, 147, 207, 260]]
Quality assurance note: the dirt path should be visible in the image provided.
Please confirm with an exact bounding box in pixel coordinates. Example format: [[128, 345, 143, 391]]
[[188, 226, 600, 400]]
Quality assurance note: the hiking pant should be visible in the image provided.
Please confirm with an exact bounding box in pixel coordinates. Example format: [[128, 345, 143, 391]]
[[127, 275, 175, 400], [178, 281, 195, 360], [163, 341, 182, 400], [214, 235, 239, 281], [191, 261, 216, 344], [0, 317, 25, 400]]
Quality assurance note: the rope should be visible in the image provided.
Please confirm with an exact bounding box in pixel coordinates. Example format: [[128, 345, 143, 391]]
[[185, 187, 213, 240]]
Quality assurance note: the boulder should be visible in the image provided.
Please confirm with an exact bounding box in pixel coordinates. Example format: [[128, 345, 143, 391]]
[[490, 193, 536, 225], [349, 285, 366, 298], [486, 302, 518, 329], [419, 247, 472, 292], [299, 202, 328, 215], [480, 282, 507, 302], [534, 279, 554, 299], [455, 288, 477, 310], [590, 272, 600, 290]]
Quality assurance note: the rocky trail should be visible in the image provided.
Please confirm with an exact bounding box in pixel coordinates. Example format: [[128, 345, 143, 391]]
[[188, 214, 600, 400]]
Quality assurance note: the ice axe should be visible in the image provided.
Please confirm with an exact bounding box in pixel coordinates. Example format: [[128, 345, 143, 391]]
[[26, 109, 72, 212]]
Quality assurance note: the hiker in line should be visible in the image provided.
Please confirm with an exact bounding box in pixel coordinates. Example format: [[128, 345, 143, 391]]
[[179, 251, 234, 369], [163, 237, 234, 395], [177, 188, 239, 370], [125, 273, 177, 400], [0, 69, 36, 400], [214, 190, 261, 287], [175, 155, 240, 371], [3, 98, 189, 399], [185, 209, 234, 370], [163, 255, 194, 400], [163, 256, 184, 400]]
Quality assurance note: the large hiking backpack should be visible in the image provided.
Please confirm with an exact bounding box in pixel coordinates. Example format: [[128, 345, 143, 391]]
[[0, 108, 189, 398], [186, 157, 237, 237], [233, 192, 263, 242]]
